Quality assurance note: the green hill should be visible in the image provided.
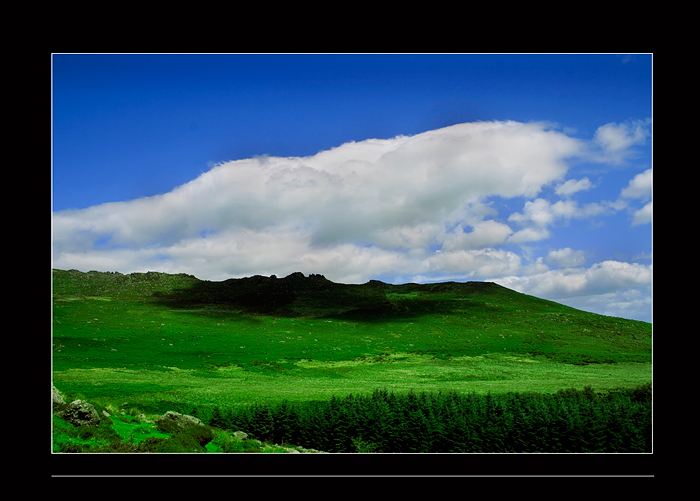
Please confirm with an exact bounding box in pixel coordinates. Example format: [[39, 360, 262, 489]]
[[52, 269, 651, 411]]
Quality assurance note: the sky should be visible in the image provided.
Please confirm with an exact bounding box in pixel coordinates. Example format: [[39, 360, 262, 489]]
[[51, 54, 652, 322]]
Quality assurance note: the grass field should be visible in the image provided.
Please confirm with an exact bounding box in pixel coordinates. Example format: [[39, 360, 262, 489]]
[[52, 269, 652, 414]]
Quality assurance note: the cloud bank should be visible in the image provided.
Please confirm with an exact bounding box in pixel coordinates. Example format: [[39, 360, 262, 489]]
[[53, 120, 651, 319], [491, 261, 652, 300]]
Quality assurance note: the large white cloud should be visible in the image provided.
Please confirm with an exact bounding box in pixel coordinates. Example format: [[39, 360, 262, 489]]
[[52, 117, 651, 320], [53, 120, 583, 280]]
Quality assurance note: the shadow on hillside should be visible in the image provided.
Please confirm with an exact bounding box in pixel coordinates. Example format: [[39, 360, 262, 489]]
[[150, 273, 503, 322]]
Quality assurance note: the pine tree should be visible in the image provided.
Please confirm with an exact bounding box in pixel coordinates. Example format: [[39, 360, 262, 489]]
[[439, 393, 462, 452], [343, 393, 360, 450], [506, 393, 528, 452], [369, 395, 391, 452], [584, 404, 607, 452], [300, 402, 327, 451], [249, 403, 275, 443], [329, 396, 352, 452], [401, 406, 421, 452], [296, 405, 316, 450], [419, 405, 438, 453], [273, 399, 294, 446], [530, 397, 553, 452], [603, 400, 624, 452], [209, 405, 228, 430]]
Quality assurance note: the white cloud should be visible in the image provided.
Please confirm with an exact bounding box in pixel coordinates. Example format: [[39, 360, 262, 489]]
[[490, 260, 651, 300], [52, 117, 652, 316], [428, 248, 522, 278], [442, 220, 514, 251], [620, 168, 652, 201], [555, 286, 652, 323], [632, 251, 652, 261], [631, 200, 652, 226], [546, 247, 588, 267], [614, 168, 652, 226], [521, 256, 550, 276], [53, 120, 584, 281], [506, 198, 616, 243], [591, 119, 651, 164], [507, 226, 552, 245], [555, 177, 593, 197], [370, 222, 446, 251]]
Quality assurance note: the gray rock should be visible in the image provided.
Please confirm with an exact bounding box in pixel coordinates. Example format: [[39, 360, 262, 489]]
[[52, 385, 65, 410], [233, 430, 249, 440], [58, 399, 101, 427], [155, 411, 203, 429]]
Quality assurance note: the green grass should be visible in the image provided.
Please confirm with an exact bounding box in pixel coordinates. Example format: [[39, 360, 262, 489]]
[[52, 269, 651, 413], [52, 389, 320, 453], [53, 352, 651, 411], [107, 414, 171, 445]]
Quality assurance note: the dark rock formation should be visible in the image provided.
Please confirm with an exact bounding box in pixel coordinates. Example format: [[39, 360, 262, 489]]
[[57, 399, 101, 427]]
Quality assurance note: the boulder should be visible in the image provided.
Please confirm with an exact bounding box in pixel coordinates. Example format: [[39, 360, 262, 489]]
[[155, 411, 203, 429], [58, 399, 101, 427], [52, 385, 65, 410], [233, 430, 248, 440]]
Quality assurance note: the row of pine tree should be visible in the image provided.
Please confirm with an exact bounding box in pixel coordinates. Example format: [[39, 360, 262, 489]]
[[206, 384, 651, 453]]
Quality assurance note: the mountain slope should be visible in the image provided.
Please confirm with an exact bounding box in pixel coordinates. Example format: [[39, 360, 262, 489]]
[[52, 269, 651, 366]]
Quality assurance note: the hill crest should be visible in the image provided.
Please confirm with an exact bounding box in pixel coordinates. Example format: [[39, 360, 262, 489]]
[[53, 268, 508, 317], [52, 268, 651, 366]]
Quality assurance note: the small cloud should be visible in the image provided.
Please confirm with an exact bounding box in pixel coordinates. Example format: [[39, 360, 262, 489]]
[[631, 201, 652, 226], [555, 178, 593, 197], [507, 226, 551, 244], [545, 247, 588, 268], [442, 220, 513, 251], [591, 119, 651, 164], [632, 251, 652, 261], [620, 169, 652, 201], [506, 197, 617, 244]]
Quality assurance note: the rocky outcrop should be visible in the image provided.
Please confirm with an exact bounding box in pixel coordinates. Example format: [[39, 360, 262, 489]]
[[51, 389, 327, 452], [57, 399, 101, 427], [155, 410, 204, 429], [52, 385, 65, 410]]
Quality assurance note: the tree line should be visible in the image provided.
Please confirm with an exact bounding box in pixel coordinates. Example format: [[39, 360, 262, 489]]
[[204, 384, 651, 453]]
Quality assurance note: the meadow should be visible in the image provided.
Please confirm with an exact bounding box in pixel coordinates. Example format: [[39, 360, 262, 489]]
[[52, 269, 651, 452]]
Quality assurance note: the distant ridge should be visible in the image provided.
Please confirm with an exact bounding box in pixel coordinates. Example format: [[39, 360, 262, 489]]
[[54, 268, 520, 319], [53, 268, 651, 365]]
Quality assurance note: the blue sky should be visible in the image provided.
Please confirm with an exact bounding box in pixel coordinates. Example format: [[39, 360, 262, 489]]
[[52, 54, 652, 322]]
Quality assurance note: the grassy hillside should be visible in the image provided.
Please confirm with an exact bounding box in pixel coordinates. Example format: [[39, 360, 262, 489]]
[[52, 269, 651, 413]]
